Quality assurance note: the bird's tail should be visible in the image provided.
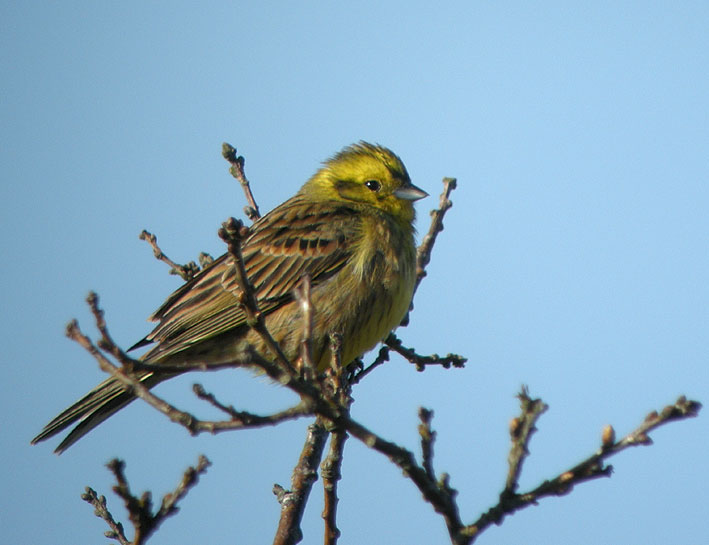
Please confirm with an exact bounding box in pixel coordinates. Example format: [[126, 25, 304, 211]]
[[31, 371, 164, 454]]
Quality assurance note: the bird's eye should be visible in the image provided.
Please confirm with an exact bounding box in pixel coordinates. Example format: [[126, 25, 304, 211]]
[[364, 180, 381, 192]]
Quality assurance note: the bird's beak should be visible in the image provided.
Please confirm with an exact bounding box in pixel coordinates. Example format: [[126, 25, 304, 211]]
[[394, 184, 429, 201]]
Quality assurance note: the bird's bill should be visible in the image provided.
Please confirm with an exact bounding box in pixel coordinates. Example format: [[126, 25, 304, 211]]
[[394, 184, 429, 201]]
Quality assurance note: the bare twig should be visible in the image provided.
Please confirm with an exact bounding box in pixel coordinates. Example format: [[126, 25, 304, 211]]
[[415, 177, 456, 290], [68, 223, 326, 445], [466, 393, 702, 541], [139, 230, 200, 281], [418, 408, 436, 481], [603, 395, 700, 452], [73, 284, 700, 545], [65, 157, 703, 545], [320, 336, 351, 545], [66, 313, 202, 433], [310, 390, 701, 545], [67, 298, 313, 437], [273, 420, 329, 545], [81, 487, 130, 545], [155, 455, 211, 522], [503, 388, 547, 496], [384, 333, 467, 371], [370, 177, 463, 372], [93, 456, 210, 545], [79, 294, 322, 424], [222, 142, 261, 221], [198, 252, 214, 268], [332, 413, 464, 542], [350, 345, 389, 385], [321, 430, 347, 545], [323, 333, 349, 405], [192, 383, 313, 427], [66, 156, 463, 545], [218, 217, 296, 375], [294, 275, 315, 378], [85, 292, 135, 367]]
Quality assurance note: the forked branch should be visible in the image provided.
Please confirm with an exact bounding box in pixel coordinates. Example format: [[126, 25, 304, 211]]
[[82, 457, 210, 545]]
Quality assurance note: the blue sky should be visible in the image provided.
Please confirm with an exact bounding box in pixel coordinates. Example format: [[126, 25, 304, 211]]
[[2, 2, 707, 544]]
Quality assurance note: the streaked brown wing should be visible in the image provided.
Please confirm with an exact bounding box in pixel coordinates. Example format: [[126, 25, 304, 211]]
[[134, 198, 360, 360]]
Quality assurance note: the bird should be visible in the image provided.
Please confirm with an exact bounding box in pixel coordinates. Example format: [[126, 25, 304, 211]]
[[32, 142, 428, 453]]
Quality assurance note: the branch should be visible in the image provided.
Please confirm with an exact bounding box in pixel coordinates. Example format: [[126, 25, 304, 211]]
[[384, 333, 467, 371], [273, 280, 351, 545], [222, 142, 261, 221], [191, 383, 312, 427], [67, 296, 313, 437], [61, 148, 702, 545], [415, 177, 456, 290], [72, 266, 700, 545], [155, 455, 211, 525], [85, 456, 210, 545], [467, 392, 702, 541], [81, 487, 130, 545], [293, 275, 315, 378], [334, 411, 465, 542], [350, 345, 389, 385], [320, 337, 351, 545], [139, 230, 202, 282], [316, 389, 701, 545], [137, 141, 263, 283], [355, 177, 463, 379], [218, 217, 296, 375], [61, 155, 463, 545], [273, 419, 329, 545], [418, 408, 436, 481], [74, 291, 700, 544], [320, 429, 347, 545], [503, 387, 547, 496]]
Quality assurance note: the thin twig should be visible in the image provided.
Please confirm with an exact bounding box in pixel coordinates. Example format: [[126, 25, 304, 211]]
[[94, 456, 210, 545], [332, 412, 464, 542], [385, 333, 467, 372], [503, 387, 547, 496], [350, 345, 389, 385], [67, 161, 703, 545], [73, 292, 701, 545], [139, 229, 200, 281], [294, 275, 315, 378], [318, 390, 701, 545], [66, 316, 201, 433], [85, 292, 135, 367], [156, 455, 211, 520], [320, 335, 351, 545], [81, 487, 130, 545], [192, 383, 313, 427], [218, 217, 296, 375], [66, 301, 313, 436], [466, 393, 702, 542], [222, 142, 261, 221], [415, 177, 456, 290], [418, 408, 436, 481], [359, 177, 462, 375]]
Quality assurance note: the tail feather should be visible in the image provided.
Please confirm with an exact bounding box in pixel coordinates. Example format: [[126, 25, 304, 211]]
[[31, 371, 162, 454]]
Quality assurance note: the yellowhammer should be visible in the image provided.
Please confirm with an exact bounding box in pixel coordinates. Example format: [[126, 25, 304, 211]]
[[32, 142, 427, 453]]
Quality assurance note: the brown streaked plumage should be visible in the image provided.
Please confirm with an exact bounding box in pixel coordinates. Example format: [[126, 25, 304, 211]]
[[32, 142, 427, 453]]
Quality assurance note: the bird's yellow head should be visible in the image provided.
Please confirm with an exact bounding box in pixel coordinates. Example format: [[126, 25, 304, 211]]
[[301, 142, 428, 224]]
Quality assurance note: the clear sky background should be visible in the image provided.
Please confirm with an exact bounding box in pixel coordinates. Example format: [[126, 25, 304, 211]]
[[2, 3, 707, 544]]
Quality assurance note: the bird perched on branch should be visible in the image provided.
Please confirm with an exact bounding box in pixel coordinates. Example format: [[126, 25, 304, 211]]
[[32, 142, 428, 453]]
